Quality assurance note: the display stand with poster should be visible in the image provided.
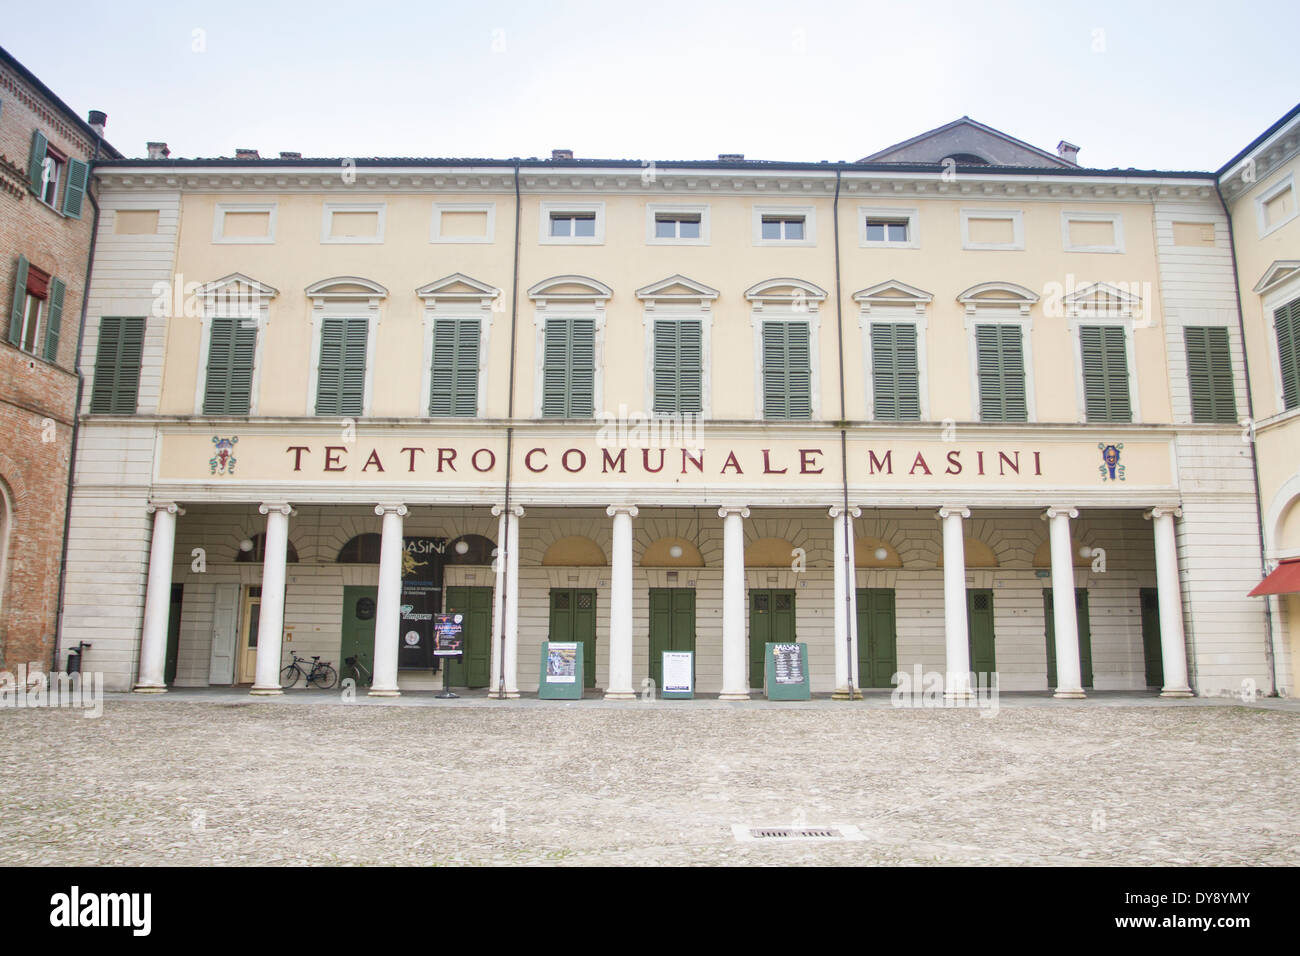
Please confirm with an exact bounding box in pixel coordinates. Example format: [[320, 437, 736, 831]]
[[538, 641, 584, 700], [433, 613, 464, 699], [764, 642, 810, 700], [661, 651, 694, 699]]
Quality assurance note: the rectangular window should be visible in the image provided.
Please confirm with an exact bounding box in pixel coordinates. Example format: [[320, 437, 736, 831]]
[[540, 202, 604, 244], [974, 324, 1028, 422], [541, 317, 595, 418], [1063, 212, 1124, 253], [322, 202, 385, 243], [431, 202, 495, 243], [1257, 174, 1297, 237], [866, 219, 908, 243], [550, 213, 596, 238], [7, 255, 64, 361], [1079, 325, 1132, 423], [26, 130, 87, 218], [654, 213, 701, 240], [314, 316, 369, 416], [652, 319, 703, 415], [213, 203, 277, 243], [961, 209, 1025, 250], [1275, 296, 1300, 411], [428, 318, 481, 417], [870, 323, 920, 420], [762, 321, 812, 419], [89, 316, 145, 414], [202, 316, 258, 414], [761, 215, 805, 241], [1184, 326, 1237, 424]]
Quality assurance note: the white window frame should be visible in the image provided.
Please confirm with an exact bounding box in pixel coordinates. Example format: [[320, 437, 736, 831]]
[[212, 202, 277, 244], [642, 303, 713, 418], [305, 284, 385, 417], [193, 294, 270, 416], [963, 309, 1037, 422], [20, 293, 43, 354], [430, 202, 496, 244], [39, 153, 62, 209], [1256, 172, 1298, 238], [752, 205, 816, 247], [960, 207, 1025, 251], [645, 203, 710, 246], [859, 302, 930, 421], [532, 305, 606, 418], [1061, 211, 1125, 254], [539, 201, 606, 245], [751, 307, 821, 421], [1066, 314, 1142, 424], [321, 202, 386, 244], [1261, 267, 1300, 420], [417, 282, 496, 418], [858, 206, 919, 249]]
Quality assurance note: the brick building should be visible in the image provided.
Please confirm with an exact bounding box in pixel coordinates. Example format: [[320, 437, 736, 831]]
[[0, 46, 117, 674]]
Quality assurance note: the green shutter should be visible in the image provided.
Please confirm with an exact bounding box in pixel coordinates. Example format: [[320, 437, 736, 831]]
[[541, 317, 595, 418], [203, 316, 257, 414], [1276, 298, 1300, 412], [61, 159, 89, 219], [871, 322, 920, 421], [43, 277, 64, 362], [652, 319, 702, 415], [428, 317, 481, 416], [1185, 326, 1237, 424], [28, 131, 47, 194], [89, 316, 145, 414], [315, 317, 368, 416], [1080, 325, 1132, 422], [763, 321, 811, 419], [8, 255, 28, 346], [976, 324, 1027, 422]]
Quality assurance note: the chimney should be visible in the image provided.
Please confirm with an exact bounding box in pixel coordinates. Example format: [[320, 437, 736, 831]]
[[551, 148, 573, 161], [235, 148, 260, 160], [279, 151, 302, 160], [146, 141, 170, 160], [87, 110, 107, 138], [718, 153, 744, 162], [1056, 140, 1080, 165]]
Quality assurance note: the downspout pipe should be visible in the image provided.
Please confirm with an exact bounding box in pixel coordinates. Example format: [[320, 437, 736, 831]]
[[496, 161, 522, 699], [832, 168, 855, 700]]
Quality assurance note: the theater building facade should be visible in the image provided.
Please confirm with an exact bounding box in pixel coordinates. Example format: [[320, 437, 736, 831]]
[[59, 118, 1290, 699]]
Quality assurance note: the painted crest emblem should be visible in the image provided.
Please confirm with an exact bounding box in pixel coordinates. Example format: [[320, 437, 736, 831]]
[[1098, 442, 1124, 482], [210, 436, 238, 475]]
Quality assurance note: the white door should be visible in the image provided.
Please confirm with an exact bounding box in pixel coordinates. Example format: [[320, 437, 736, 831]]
[[208, 583, 238, 684]]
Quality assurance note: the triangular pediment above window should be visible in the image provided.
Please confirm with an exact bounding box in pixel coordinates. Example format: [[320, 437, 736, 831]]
[[1063, 281, 1142, 314], [198, 273, 279, 298], [744, 277, 828, 308], [416, 273, 500, 301], [304, 276, 388, 298], [853, 279, 933, 308], [957, 281, 1040, 312], [527, 275, 613, 302], [1254, 260, 1300, 295], [635, 274, 719, 303]]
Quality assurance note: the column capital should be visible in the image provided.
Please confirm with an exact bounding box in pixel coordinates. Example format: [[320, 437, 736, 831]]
[[937, 505, 971, 520], [606, 504, 639, 518], [374, 503, 409, 517], [491, 503, 526, 518], [146, 500, 185, 516], [1144, 505, 1183, 521], [258, 502, 294, 516], [717, 505, 750, 519], [1045, 506, 1079, 520], [828, 505, 862, 519]]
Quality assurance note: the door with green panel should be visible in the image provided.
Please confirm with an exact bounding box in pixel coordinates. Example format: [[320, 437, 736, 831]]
[[749, 589, 796, 688], [856, 588, 897, 688], [444, 586, 493, 688], [1043, 588, 1094, 688], [1139, 588, 1163, 687], [340, 585, 377, 685], [966, 589, 996, 676], [549, 588, 597, 689], [648, 588, 696, 690]]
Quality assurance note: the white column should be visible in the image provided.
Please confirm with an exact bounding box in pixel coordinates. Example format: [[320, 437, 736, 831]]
[[369, 503, 408, 697], [135, 501, 184, 693], [250, 502, 293, 695], [938, 505, 972, 699], [605, 504, 639, 699], [1046, 506, 1085, 699], [1147, 506, 1193, 697], [830, 504, 862, 700], [718, 505, 750, 700], [490, 504, 524, 698]]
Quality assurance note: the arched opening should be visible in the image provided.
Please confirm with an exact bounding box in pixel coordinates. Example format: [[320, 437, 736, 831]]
[[945, 152, 989, 165], [1031, 539, 1091, 568], [336, 533, 382, 564], [445, 534, 496, 564], [936, 537, 999, 568], [641, 537, 705, 567], [745, 537, 799, 568], [855, 536, 902, 568], [541, 535, 607, 566], [236, 533, 300, 563]]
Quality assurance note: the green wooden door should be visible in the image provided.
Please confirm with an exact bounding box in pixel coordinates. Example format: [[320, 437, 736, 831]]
[[966, 589, 996, 676], [1139, 588, 1163, 687], [445, 586, 493, 688], [164, 584, 183, 685], [1043, 588, 1094, 688], [549, 589, 597, 688], [648, 588, 696, 689], [856, 588, 897, 688], [340, 585, 378, 685], [749, 589, 796, 688]]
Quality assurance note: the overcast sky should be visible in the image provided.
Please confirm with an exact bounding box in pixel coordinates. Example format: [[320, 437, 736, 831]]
[[8, 0, 1298, 170]]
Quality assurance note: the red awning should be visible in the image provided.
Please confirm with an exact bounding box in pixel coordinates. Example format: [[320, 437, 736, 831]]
[[1249, 559, 1300, 597]]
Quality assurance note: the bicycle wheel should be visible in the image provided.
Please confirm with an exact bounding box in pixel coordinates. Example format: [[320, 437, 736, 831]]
[[279, 663, 301, 688], [314, 664, 338, 690]]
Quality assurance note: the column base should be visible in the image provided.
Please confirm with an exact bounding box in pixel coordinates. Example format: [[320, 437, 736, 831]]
[[367, 688, 401, 698], [718, 691, 751, 701], [831, 688, 863, 700], [603, 690, 636, 701], [132, 684, 167, 694], [1160, 688, 1194, 698], [1053, 689, 1087, 699], [249, 686, 282, 696]]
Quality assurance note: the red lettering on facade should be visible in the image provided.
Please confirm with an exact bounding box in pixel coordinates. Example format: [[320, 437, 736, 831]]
[[400, 446, 425, 471], [472, 448, 496, 472], [437, 448, 457, 472], [909, 452, 932, 475], [324, 446, 347, 471], [681, 449, 704, 474], [286, 446, 311, 471], [999, 451, 1020, 476], [1033, 450, 1042, 476], [762, 449, 787, 474], [869, 450, 892, 474], [799, 449, 823, 474], [977, 451, 985, 475], [562, 449, 586, 472], [525, 448, 547, 472], [643, 448, 665, 473], [946, 450, 962, 475], [362, 449, 384, 472], [720, 451, 743, 474], [602, 448, 626, 473]]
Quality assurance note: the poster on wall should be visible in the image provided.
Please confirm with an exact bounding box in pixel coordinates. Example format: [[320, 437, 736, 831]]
[[434, 613, 464, 657], [661, 651, 694, 699], [765, 642, 810, 700], [398, 536, 445, 670], [538, 642, 584, 700]]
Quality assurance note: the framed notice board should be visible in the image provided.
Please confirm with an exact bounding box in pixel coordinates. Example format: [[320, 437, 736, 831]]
[[661, 650, 694, 699], [539, 641, 584, 700], [764, 642, 810, 700]]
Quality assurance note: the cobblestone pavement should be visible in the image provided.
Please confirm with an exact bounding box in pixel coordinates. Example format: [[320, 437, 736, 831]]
[[2, 691, 1296, 866]]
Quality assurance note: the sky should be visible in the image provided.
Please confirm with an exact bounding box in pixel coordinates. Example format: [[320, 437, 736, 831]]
[[6, 0, 1299, 171]]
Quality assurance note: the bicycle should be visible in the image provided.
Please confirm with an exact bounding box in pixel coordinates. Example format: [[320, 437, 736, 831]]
[[280, 651, 338, 689], [343, 655, 372, 688]]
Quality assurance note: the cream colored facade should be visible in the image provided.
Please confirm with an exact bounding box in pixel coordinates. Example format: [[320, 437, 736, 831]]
[[59, 119, 1289, 698]]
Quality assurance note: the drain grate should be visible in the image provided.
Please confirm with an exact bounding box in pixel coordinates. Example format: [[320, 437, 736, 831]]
[[732, 824, 864, 842]]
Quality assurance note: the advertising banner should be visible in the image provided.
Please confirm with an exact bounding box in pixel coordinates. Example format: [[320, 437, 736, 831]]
[[398, 537, 445, 670]]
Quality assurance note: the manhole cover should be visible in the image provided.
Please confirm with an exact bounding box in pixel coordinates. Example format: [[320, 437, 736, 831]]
[[731, 824, 865, 842]]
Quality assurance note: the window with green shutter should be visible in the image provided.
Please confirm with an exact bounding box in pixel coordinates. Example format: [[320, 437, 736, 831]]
[[652, 319, 703, 415], [541, 317, 595, 418], [762, 321, 812, 419], [870, 322, 920, 420], [974, 323, 1028, 422], [1275, 297, 1300, 411], [428, 317, 481, 416], [202, 316, 258, 414], [1184, 326, 1237, 423], [89, 317, 145, 414], [315, 316, 369, 416], [1079, 325, 1132, 422]]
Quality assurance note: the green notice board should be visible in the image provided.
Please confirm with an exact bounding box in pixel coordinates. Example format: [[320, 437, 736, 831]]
[[661, 651, 694, 699], [764, 642, 810, 700], [539, 641, 584, 700]]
